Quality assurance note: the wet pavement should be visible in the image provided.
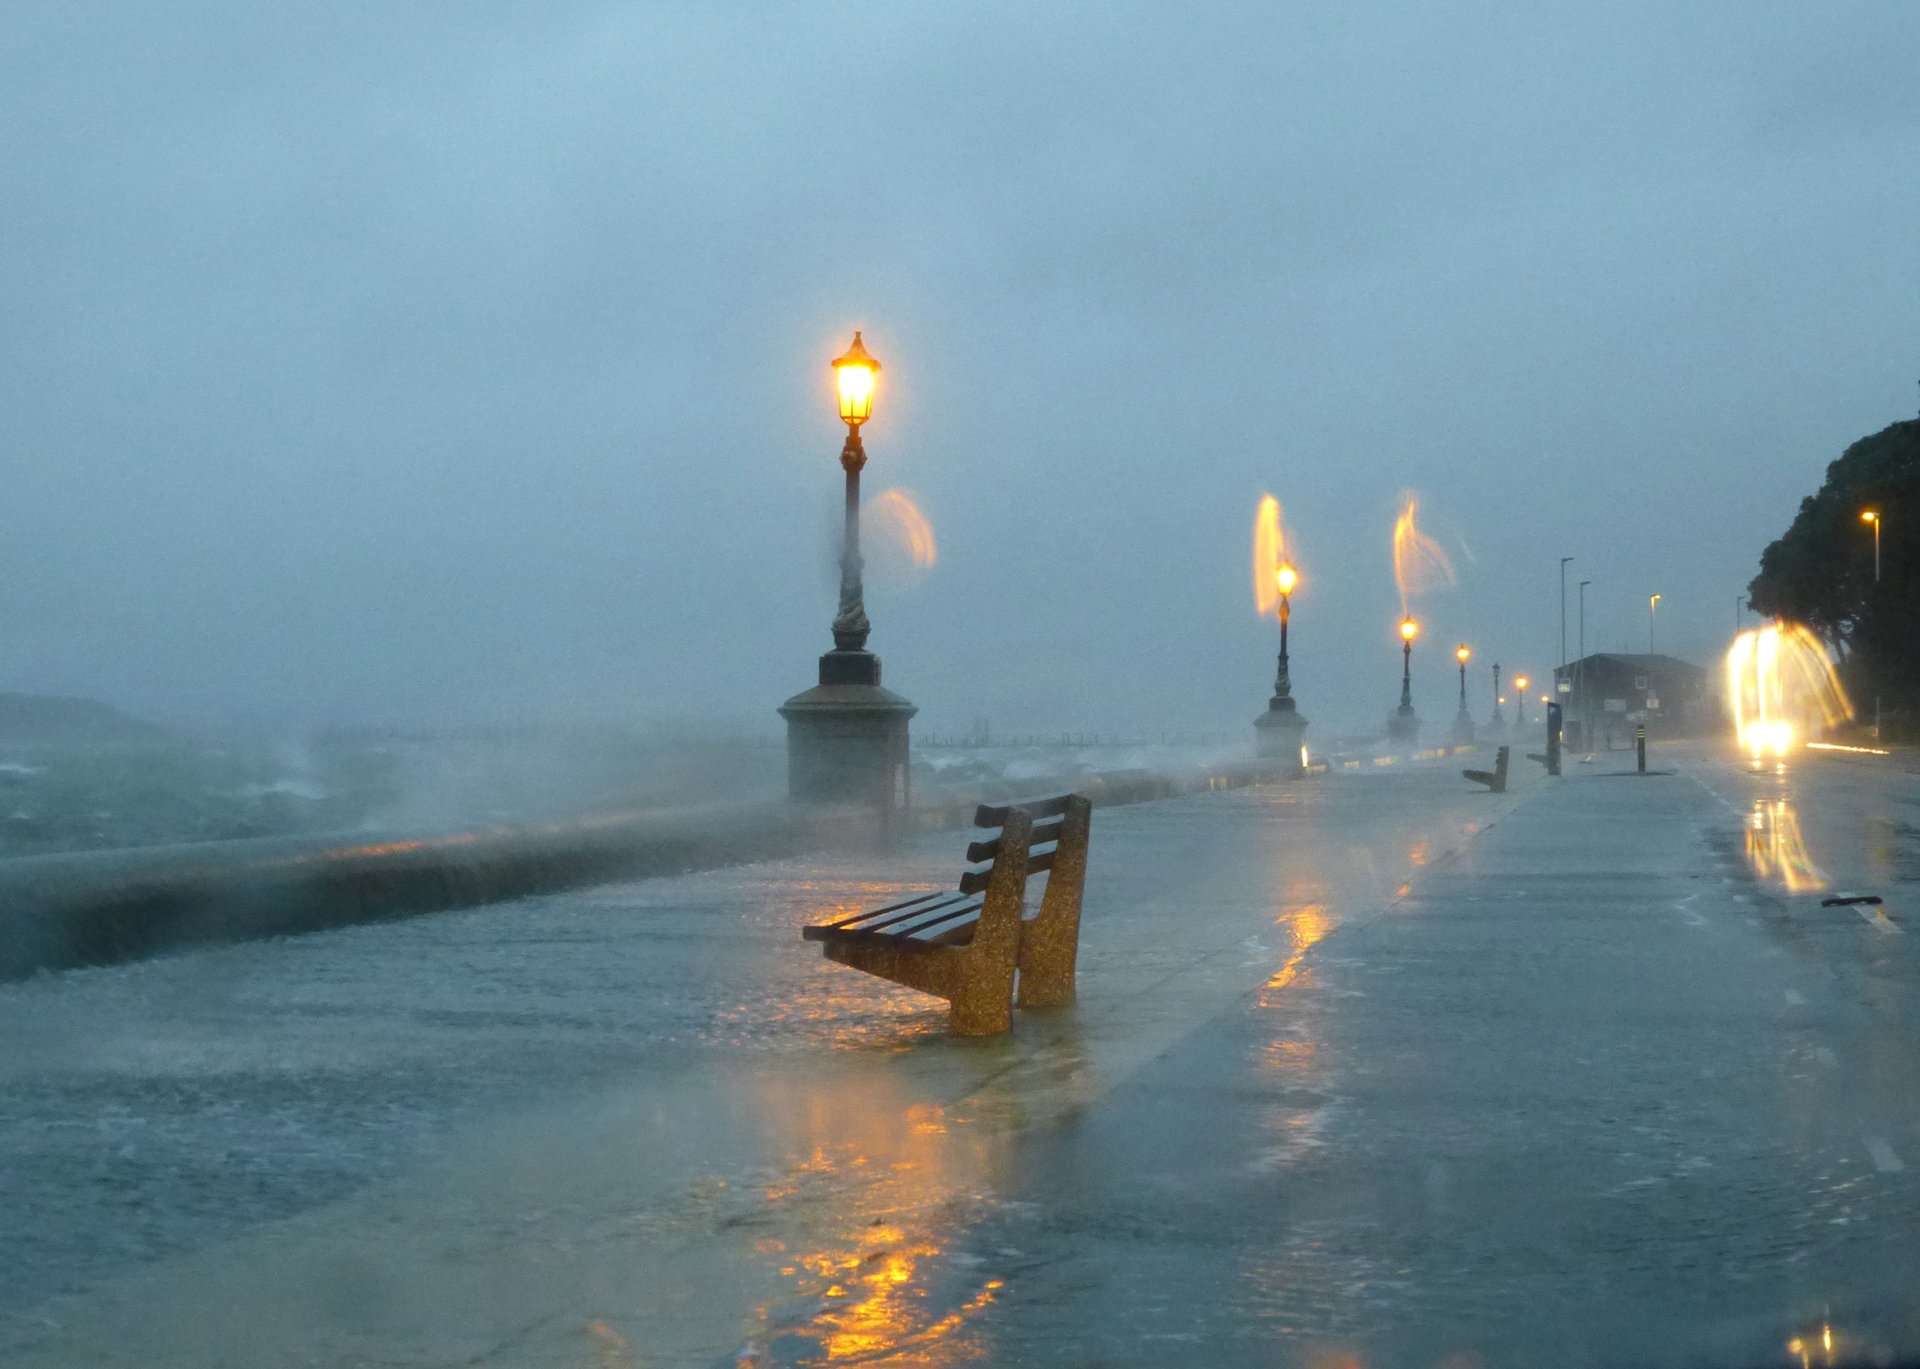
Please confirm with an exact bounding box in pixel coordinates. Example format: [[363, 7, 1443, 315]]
[[6, 742, 1920, 1366]]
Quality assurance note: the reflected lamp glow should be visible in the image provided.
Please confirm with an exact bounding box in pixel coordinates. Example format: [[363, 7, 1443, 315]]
[[832, 331, 880, 426]]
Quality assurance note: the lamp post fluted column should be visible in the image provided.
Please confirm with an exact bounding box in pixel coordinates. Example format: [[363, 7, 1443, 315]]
[[831, 425, 870, 652]]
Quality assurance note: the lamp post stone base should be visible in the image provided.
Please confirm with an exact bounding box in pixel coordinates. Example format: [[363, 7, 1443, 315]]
[[1253, 699, 1308, 775], [1386, 707, 1421, 748], [1450, 712, 1477, 746], [780, 651, 916, 821]]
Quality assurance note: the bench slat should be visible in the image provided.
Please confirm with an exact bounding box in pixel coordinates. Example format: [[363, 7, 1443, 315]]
[[809, 889, 948, 932], [973, 794, 1073, 827], [806, 900, 983, 947], [957, 845, 1058, 895], [965, 817, 1065, 864]]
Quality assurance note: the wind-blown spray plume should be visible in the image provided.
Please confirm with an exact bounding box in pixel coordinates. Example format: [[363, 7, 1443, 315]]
[[1391, 493, 1455, 614], [864, 488, 938, 586], [1725, 621, 1852, 760], [1252, 494, 1290, 617]]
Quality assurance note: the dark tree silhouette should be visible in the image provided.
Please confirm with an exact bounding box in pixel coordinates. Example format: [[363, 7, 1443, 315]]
[[1749, 416, 1920, 729]]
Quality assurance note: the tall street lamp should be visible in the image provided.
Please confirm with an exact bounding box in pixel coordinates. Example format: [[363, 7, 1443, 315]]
[[1513, 674, 1530, 727], [1648, 593, 1661, 654], [829, 333, 879, 652], [1387, 615, 1421, 746], [1490, 661, 1505, 730], [779, 331, 917, 818], [1863, 509, 1883, 738], [1452, 643, 1476, 744], [1254, 562, 1309, 770], [1560, 556, 1574, 670], [1576, 579, 1591, 749]]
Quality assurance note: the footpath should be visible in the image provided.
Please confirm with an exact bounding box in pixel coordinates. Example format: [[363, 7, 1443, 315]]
[[9, 744, 1917, 1366]]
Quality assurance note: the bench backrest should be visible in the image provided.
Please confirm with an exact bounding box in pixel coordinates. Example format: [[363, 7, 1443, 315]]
[[958, 792, 1089, 898]]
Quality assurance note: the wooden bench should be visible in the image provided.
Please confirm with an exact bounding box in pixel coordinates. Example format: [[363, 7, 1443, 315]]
[[801, 792, 1092, 1036], [1463, 745, 1509, 793]]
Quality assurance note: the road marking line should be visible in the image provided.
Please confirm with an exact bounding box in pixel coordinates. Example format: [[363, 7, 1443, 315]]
[[1784, 989, 1807, 1006], [1866, 1136, 1905, 1173], [1857, 906, 1904, 935]]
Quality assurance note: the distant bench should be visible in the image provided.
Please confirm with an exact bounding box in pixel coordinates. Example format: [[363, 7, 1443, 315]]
[[1463, 745, 1509, 793], [802, 793, 1092, 1035]]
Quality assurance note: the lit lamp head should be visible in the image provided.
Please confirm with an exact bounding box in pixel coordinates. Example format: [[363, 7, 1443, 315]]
[[1863, 509, 1880, 524], [1455, 643, 1470, 665], [831, 331, 880, 427], [1400, 617, 1419, 643], [1515, 674, 1529, 692], [1276, 563, 1298, 597]]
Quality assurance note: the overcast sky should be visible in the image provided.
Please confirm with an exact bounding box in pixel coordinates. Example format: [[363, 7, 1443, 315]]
[[2, 2, 1916, 738]]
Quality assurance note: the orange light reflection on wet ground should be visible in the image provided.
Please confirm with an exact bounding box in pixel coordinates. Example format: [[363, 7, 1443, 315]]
[[1745, 798, 1826, 893]]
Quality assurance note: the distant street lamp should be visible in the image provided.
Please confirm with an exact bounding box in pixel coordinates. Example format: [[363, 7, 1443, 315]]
[[1648, 593, 1661, 654], [1514, 674, 1530, 726], [1388, 616, 1421, 745], [1452, 644, 1476, 744], [1490, 661, 1505, 728], [1254, 561, 1309, 767], [780, 331, 917, 814], [1862, 509, 1883, 739], [1276, 564, 1298, 701]]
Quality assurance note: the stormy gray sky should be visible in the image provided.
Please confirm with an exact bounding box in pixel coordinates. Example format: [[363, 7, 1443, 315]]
[[3, 2, 1917, 738]]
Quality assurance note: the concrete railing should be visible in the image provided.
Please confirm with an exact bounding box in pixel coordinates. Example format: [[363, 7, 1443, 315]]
[[0, 751, 1327, 982]]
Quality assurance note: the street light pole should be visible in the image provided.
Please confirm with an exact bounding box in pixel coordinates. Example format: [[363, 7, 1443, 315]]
[[1254, 560, 1309, 766], [1560, 557, 1574, 670], [1863, 510, 1883, 739], [1387, 615, 1421, 746], [1648, 593, 1661, 654], [1401, 621, 1416, 708], [1491, 662, 1504, 726], [1275, 565, 1296, 703], [1578, 579, 1590, 745], [1514, 675, 1530, 727]]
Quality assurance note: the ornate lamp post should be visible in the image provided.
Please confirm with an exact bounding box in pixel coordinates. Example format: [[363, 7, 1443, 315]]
[[1254, 562, 1309, 771], [1490, 661, 1505, 730], [1513, 674, 1530, 727], [1451, 644, 1476, 744], [1387, 615, 1421, 746], [779, 332, 917, 818]]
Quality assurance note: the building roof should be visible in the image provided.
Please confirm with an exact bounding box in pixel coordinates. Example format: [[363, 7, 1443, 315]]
[[1554, 653, 1707, 682]]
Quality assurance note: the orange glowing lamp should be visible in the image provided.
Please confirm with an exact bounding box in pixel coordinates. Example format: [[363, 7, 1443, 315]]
[[1276, 563, 1298, 596], [1455, 643, 1470, 664], [1862, 509, 1880, 524], [1514, 674, 1530, 692], [832, 331, 880, 426], [1400, 616, 1419, 643]]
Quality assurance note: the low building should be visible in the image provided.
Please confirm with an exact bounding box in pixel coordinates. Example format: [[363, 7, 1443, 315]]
[[1553, 653, 1713, 741]]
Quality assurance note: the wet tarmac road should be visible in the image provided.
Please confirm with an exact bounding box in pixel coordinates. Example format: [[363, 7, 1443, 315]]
[[6, 742, 1920, 1366]]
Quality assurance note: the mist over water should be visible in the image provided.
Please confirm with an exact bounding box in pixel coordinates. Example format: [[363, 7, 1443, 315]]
[[1, 4, 1916, 748]]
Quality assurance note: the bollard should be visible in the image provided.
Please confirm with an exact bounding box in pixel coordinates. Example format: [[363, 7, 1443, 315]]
[[1636, 724, 1646, 774], [1546, 702, 1563, 777]]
